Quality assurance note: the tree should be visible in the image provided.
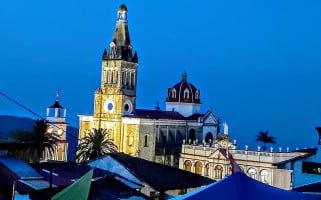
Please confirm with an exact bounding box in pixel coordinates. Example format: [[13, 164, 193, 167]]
[[9, 119, 56, 163], [255, 130, 276, 151], [31, 119, 56, 161], [75, 128, 118, 163]]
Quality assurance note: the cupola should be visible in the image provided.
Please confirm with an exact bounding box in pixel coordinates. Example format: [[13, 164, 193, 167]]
[[166, 72, 201, 104], [165, 73, 202, 117], [46, 89, 66, 122]]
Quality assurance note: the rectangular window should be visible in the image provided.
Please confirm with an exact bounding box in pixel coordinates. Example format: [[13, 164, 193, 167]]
[[144, 135, 148, 147]]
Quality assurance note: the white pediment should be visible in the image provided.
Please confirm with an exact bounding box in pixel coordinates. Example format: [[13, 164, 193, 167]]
[[203, 112, 219, 125], [205, 115, 215, 123], [208, 149, 227, 159]]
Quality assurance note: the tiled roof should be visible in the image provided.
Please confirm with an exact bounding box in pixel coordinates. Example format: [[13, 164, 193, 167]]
[[0, 156, 52, 195], [127, 109, 185, 120], [0, 156, 43, 179], [126, 109, 204, 120], [30, 162, 108, 186], [166, 73, 201, 104], [48, 100, 64, 109], [185, 113, 204, 120], [106, 153, 214, 192], [29, 162, 148, 199]]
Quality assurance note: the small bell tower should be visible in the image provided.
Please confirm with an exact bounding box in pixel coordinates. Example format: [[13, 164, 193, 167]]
[[46, 90, 68, 161]]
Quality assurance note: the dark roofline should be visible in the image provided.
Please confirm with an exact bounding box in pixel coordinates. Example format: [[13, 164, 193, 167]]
[[292, 181, 321, 193], [31, 161, 144, 188], [105, 153, 214, 192], [273, 148, 318, 166], [48, 101, 64, 109], [0, 142, 54, 150], [125, 108, 205, 121]]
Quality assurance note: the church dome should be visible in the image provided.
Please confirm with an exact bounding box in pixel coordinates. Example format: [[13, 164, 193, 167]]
[[166, 73, 201, 104]]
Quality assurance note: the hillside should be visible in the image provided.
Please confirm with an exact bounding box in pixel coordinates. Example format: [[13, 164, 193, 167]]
[[0, 115, 79, 161]]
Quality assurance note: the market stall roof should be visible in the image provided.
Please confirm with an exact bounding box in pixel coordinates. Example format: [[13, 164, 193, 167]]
[[172, 171, 321, 200]]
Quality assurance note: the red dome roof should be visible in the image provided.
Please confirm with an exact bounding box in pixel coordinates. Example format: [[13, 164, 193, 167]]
[[166, 73, 201, 104]]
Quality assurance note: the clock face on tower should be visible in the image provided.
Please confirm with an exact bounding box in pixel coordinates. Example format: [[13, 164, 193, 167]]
[[104, 99, 115, 112], [123, 99, 133, 114]]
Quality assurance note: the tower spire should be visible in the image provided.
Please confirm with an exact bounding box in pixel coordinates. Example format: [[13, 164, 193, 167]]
[[182, 72, 187, 81], [104, 4, 138, 62], [56, 89, 60, 102]]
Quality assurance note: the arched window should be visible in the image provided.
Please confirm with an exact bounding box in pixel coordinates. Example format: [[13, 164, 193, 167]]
[[195, 161, 203, 175], [260, 169, 269, 183], [122, 71, 126, 85], [130, 72, 134, 88], [107, 71, 111, 83], [195, 90, 199, 99], [103, 70, 107, 84], [144, 135, 148, 147], [248, 168, 257, 179], [205, 132, 213, 143], [184, 160, 192, 172], [228, 167, 232, 175], [57, 147, 63, 161], [126, 71, 130, 86], [127, 133, 134, 146], [111, 71, 114, 83], [109, 42, 116, 57], [189, 129, 196, 142], [205, 163, 210, 176], [113, 71, 118, 84], [172, 88, 177, 98], [214, 165, 223, 179], [184, 88, 189, 99]]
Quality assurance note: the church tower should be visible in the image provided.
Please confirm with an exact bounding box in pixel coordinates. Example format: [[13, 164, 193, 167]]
[[79, 4, 138, 149], [46, 90, 68, 161]]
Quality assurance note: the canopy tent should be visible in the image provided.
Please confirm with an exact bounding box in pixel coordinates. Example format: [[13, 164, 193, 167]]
[[172, 172, 321, 200], [51, 169, 93, 200]]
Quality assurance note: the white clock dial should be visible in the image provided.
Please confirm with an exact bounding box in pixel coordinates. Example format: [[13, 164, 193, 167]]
[[104, 99, 115, 112], [123, 99, 133, 114]]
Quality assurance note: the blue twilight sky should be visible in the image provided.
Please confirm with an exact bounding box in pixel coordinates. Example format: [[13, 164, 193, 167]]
[[0, 0, 321, 150]]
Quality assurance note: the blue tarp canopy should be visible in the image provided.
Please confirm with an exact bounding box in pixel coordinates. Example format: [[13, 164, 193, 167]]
[[172, 172, 321, 200], [0, 156, 43, 179]]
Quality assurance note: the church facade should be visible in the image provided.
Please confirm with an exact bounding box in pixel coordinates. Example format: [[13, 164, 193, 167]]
[[78, 5, 221, 167]]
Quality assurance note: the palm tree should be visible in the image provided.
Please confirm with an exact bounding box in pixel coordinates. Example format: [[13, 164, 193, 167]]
[[31, 119, 56, 161], [76, 128, 118, 163], [255, 130, 276, 151], [9, 119, 56, 163]]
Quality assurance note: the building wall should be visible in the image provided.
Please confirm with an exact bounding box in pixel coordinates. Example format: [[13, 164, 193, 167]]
[[122, 123, 140, 156], [138, 123, 157, 162], [138, 120, 194, 167], [292, 146, 321, 187], [273, 169, 293, 189], [179, 144, 305, 190], [165, 102, 201, 117]]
